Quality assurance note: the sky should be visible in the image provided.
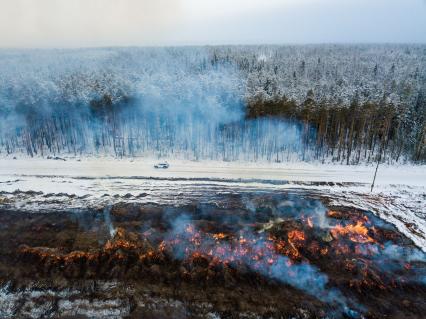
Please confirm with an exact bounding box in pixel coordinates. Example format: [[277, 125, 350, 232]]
[[0, 0, 425, 48]]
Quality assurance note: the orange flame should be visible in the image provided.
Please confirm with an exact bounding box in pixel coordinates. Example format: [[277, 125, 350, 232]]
[[213, 233, 226, 241], [288, 230, 305, 242], [331, 221, 375, 244]]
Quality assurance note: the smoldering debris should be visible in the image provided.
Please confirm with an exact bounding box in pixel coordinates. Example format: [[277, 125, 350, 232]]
[[1, 192, 425, 318]]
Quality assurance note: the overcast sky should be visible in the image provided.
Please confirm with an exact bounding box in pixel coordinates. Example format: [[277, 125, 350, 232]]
[[0, 0, 425, 48]]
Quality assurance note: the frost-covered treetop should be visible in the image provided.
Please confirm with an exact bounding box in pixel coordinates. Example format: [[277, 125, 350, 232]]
[[0, 44, 425, 114], [229, 44, 425, 106], [0, 47, 243, 117]]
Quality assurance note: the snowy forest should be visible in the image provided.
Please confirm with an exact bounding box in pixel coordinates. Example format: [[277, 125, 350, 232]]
[[0, 45, 425, 164]]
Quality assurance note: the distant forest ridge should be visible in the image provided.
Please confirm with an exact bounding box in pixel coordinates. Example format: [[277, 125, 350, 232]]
[[0, 45, 425, 163]]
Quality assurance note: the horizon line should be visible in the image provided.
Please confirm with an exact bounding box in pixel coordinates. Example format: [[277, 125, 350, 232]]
[[1, 42, 426, 51]]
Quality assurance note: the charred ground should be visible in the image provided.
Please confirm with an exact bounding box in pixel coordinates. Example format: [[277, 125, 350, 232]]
[[0, 191, 425, 318]]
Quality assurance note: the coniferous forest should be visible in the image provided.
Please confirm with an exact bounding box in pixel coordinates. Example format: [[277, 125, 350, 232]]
[[0, 45, 425, 164]]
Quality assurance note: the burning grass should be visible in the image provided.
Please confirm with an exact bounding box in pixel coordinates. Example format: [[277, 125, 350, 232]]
[[1, 193, 425, 318]]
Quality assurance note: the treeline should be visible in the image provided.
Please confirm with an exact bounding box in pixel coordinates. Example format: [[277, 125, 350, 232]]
[[1, 102, 306, 162], [3, 92, 424, 164], [2, 92, 425, 164], [247, 92, 426, 164]]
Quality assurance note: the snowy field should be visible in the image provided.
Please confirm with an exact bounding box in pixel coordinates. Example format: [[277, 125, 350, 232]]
[[0, 157, 425, 251]]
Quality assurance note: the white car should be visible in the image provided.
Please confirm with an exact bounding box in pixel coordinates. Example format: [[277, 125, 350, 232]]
[[154, 162, 169, 169]]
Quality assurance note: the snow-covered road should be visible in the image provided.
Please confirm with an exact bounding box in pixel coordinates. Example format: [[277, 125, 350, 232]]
[[1, 158, 425, 186]]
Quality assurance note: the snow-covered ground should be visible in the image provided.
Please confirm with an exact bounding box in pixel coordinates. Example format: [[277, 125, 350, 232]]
[[0, 157, 425, 250]]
